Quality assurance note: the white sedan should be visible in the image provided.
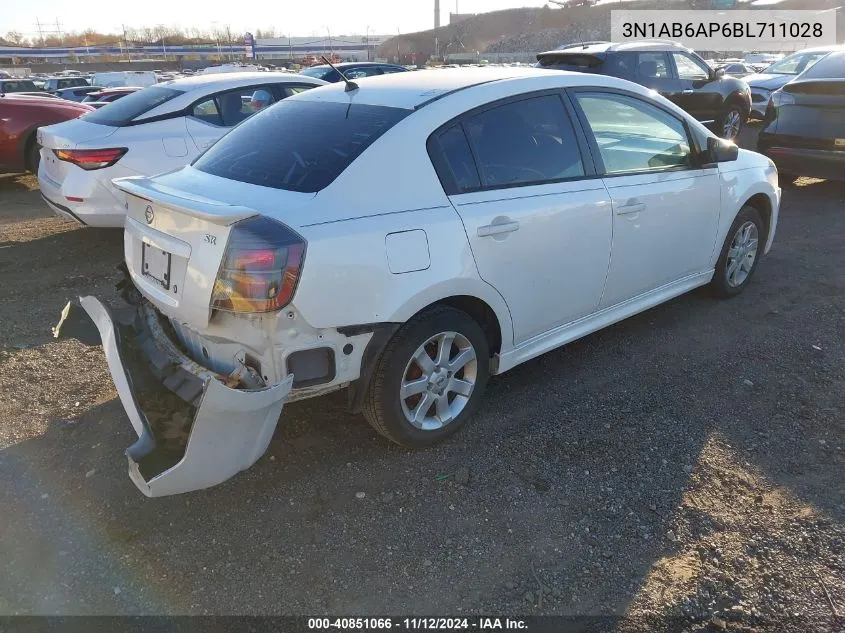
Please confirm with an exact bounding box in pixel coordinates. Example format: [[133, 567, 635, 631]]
[[71, 68, 780, 496], [37, 72, 326, 227]]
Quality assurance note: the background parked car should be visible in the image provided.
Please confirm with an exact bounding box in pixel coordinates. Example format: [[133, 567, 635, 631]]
[[0, 79, 44, 95], [758, 50, 845, 183], [38, 72, 327, 227], [536, 41, 751, 140], [90, 71, 157, 88], [54, 86, 104, 102], [42, 76, 90, 93], [744, 45, 842, 118], [0, 95, 92, 174], [300, 61, 409, 83]]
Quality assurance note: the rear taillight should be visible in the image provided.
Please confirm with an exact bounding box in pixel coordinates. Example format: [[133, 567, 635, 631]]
[[211, 216, 306, 314], [54, 148, 127, 170]]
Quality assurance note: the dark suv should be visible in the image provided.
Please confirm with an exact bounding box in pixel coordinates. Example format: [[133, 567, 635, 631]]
[[537, 41, 751, 140]]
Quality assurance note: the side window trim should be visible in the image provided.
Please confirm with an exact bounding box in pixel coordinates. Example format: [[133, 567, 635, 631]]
[[426, 88, 598, 196], [568, 87, 705, 178]]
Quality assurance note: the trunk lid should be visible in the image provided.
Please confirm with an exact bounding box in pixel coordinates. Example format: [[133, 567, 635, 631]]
[[113, 172, 314, 329], [777, 80, 845, 149], [37, 119, 120, 184]]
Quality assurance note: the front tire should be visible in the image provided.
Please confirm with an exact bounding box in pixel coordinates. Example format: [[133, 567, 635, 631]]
[[362, 305, 490, 448], [718, 104, 744, 141], [710, 205, 764, 298]]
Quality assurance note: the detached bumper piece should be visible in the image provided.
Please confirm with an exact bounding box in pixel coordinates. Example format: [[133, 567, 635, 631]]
[[78, 296, 292, 497]]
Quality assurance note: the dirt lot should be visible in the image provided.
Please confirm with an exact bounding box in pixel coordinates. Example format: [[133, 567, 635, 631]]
[[1, 128, 843, 629]]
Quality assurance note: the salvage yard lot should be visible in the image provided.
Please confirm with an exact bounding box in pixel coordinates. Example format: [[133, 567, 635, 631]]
[[1, 127, 843, 626]]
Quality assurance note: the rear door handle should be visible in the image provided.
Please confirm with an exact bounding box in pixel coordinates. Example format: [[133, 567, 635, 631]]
[[477, 221, 520, 237], [616, 202, 646, 216], [682, 89, 694, 94]]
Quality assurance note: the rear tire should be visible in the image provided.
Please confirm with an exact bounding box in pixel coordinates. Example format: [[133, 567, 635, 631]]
[[25, 138, 40, 174], [710, 205, 764, 298], [362, 305, 490, 448], [718, 104, 744, 141]]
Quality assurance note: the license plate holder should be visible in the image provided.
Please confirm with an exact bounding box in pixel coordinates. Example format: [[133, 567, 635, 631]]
[[142, 242, 172, 290]]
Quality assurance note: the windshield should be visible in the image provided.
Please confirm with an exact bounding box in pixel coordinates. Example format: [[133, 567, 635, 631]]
[[765, 51, 830, 75], [798, 51, 845, 79], [193, 99, 410, 193], [81, 86, 183, 126], [299, 66, 332, 80]]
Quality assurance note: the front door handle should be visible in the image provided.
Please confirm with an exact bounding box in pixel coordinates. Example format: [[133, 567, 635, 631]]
[[682, 89, 694, 94], [478, 221, 520, 237], [616, 202, 646, 216]]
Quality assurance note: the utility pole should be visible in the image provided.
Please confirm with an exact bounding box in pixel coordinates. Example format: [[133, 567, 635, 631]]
[[365, 26, 370, 61], [435, 0, 440, 29], [55, 18, 64, 46], [34, 18, 45, 45], [122, 24, 131, 62]]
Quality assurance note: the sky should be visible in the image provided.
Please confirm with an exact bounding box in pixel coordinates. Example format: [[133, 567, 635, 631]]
[[4, 0, 550, 39]]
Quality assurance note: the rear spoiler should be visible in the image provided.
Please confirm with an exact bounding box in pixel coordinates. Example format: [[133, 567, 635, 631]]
[[535, 50, 605, 67], [113, 176, 258, 226], [783, 79, 845, 96]]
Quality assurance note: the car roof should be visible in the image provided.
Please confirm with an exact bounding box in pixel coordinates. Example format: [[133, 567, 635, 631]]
[[309, 62, 403, 70], [538, 39, 694, 57], [157, 71, 324, 90], [293, 67, 628, 110], [783, 44, 844, 55]]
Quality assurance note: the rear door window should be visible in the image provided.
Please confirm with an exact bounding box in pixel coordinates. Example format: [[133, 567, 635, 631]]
[[193, 100, 410, 193], [82, 86, 184, 126], [191, 86, 280, 127], [462, 94, 585, 188]]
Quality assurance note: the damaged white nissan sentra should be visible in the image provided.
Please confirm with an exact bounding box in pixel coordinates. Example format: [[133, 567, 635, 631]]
[[68, 67, 780, 496]]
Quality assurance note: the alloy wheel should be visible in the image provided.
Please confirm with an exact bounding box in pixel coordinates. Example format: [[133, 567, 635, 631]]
[[723, 109, 742, 140], [399, 331, 478, 431], [725, 221, 759, 287]]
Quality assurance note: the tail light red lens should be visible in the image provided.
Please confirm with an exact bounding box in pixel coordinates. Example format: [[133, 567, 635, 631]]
[[54, 148, 127, 170], [211, 216, 306, 314]]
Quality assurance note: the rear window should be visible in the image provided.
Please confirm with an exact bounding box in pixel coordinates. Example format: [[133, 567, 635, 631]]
[[81, 86, 184, 126], [798, 51, 845, 79], [193, 100, 410, 193]]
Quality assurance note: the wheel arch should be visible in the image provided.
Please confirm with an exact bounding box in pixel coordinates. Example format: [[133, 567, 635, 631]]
[[348, 288, 512, 414], [742, 192, 774, 248], [724, 90, 751, 117]]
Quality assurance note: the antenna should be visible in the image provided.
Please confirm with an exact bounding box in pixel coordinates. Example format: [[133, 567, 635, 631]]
[[320, 55, 359, 92]]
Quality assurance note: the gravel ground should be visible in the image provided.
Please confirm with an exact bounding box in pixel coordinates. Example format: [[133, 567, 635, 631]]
[[0, 127, 843, 629]]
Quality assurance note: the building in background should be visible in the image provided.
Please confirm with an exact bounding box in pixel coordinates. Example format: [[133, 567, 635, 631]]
[[254, 35, 392, 62]]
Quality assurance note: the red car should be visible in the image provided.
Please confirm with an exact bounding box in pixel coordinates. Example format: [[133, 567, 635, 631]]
[[0, 95, 93, 174]]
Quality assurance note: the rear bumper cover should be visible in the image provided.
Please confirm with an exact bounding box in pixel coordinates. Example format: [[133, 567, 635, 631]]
[[79, 296, 292, 497], [758, 143, 845, 181]]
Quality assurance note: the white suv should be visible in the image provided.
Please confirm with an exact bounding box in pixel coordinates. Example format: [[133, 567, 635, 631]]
[[37, 72, 326, 227], [71, 68, 780, 497]]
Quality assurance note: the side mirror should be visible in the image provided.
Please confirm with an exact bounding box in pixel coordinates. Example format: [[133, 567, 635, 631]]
[[713, 67, 726, 79], [706, 136, 739, 163]]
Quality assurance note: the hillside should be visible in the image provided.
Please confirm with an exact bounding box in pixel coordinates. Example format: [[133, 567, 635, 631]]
[[378, 0, 844, 62]]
